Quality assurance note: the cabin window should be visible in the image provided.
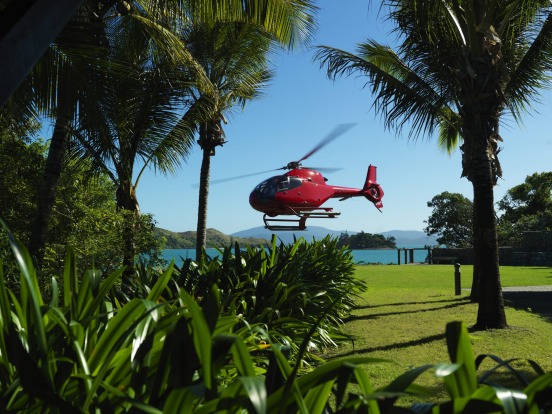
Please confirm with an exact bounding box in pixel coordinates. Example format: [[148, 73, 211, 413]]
[[277, 178, 289, 192], [276, 176, 302, 192], [289, 177, 302, 189]]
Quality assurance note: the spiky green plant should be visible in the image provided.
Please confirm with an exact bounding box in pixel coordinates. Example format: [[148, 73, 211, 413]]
[[175, 235, 366, 363], [1, 221, 551, 413]]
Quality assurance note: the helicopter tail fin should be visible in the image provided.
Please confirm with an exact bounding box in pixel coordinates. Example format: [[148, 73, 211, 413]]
[[363, 165, 384, 210]]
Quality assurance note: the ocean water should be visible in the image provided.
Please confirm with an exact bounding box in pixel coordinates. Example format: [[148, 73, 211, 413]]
[[163, 247, 430, 266]]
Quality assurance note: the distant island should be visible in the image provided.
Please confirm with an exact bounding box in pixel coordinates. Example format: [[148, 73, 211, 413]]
[[155, 226, 437, 249], [336, 231, 396, 249]]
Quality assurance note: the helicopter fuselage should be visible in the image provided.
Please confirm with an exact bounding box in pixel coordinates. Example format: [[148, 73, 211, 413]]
[[249, 166, 383, 217]]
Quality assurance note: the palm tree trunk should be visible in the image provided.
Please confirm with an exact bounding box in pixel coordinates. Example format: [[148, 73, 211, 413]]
[[196, 146, 211, 262], [28, 115, 70, 266], [470, 198, 480, 302], [116, 180, 140, 287], [471, 153, 507, 329]]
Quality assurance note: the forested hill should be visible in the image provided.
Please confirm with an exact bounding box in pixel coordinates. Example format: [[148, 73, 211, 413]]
[[155, 227, 269, 249], [336, 231, 396, 249]]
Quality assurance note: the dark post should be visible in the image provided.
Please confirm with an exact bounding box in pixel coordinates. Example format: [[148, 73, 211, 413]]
[[409, 249, 414, 263], [454, 263, 461, 295], [397, 249, 401, 265]]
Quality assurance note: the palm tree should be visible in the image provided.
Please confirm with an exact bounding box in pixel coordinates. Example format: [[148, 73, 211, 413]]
[[173, 1, 317, 261], [171, 22, 273, 261], [71, 16, 194, 280], [315, 1, 552, 329], [26, 2, 109, 266]]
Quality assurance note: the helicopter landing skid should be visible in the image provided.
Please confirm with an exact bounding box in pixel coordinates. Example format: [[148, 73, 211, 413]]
[[263, 208, 341, 231]]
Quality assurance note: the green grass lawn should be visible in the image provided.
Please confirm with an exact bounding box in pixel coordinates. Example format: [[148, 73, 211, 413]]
[[322, 264, 552, 405]]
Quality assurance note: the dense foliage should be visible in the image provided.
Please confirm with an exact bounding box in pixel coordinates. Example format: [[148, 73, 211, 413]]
[[424, 174, 552, 249], [0, 134, 45, 245], [337, 231, 396, 249], [424, 192, 473, 248], [1, 226, 551, 413], [497, 172, 552, 247], [0, 136, 164, 288]]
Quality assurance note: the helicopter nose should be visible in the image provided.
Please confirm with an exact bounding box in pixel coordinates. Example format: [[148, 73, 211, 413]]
[[250, 189, 274, 211], [249, 190, 261, 211]]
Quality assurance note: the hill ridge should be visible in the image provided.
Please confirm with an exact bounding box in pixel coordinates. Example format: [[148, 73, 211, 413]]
[[156, 226, 438, 249]]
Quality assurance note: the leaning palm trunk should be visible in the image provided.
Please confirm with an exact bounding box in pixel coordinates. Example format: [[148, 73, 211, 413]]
[[195, 119, 225, 262], [28, 115, 70, 267], [196, 146, 211, 262]]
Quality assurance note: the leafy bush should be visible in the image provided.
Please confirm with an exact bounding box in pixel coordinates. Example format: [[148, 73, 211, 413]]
[[174, 236, 366, 362]]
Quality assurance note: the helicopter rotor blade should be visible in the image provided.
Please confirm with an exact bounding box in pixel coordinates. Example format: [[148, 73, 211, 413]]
[[191, 169, 279, 187], [296, 123, 356, 164]]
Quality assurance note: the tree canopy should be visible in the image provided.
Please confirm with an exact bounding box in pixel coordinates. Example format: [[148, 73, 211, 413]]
[[424, 192, 473, 248], [497, 172, 552, 247]]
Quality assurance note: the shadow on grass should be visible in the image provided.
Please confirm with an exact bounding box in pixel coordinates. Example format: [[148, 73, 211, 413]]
[[502, 291, 552, 322], [354, 297, 471, 310], [331, 332, 447, 359], [347, 299, 472, 322]]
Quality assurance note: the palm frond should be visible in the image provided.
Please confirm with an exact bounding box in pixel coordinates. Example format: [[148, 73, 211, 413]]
[[315, 43, 453, 140], [188, 0, 318, 49], [505, 7, 552, 121]]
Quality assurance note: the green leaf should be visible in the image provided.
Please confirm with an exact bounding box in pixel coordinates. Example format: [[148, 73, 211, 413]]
[[63, 245, 78, 311], [163, 388, 199, 412], [240, 376, 267, 414], [1, 220, 52, 387], [303, 380, 334, 414], [494, 388, 527, 414], [146, 261, 174, 302], [525, 374, 552, 413], [444, 321, 477, 397], [231, 336, 256, 377], [88, 299, 149, 371], [179, 289, 213, 391]]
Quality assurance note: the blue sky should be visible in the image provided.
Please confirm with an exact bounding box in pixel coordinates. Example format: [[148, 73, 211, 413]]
[[137, 0, 552, 235]]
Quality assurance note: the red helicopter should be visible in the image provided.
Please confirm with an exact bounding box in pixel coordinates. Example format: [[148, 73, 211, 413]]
[[247, 124, 384, 231]]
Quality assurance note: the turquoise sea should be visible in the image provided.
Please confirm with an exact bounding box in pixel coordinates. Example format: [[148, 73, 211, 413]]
[[163, 247, 430, 266]]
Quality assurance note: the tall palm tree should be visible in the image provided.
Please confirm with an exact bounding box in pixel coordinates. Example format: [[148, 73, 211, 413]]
[[172, 1, 317, 261], [27, 1, 109, 266], [171, 22, 273, 261], [315, 1, 552, 329], [72, 15, 194, 280]]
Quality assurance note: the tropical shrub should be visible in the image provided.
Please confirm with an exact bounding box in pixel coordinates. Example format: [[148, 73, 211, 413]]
[[174, 235, 366, 363]]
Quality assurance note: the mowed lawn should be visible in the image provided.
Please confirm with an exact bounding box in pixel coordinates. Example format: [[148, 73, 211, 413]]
[[323, 264, 552, 404]]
